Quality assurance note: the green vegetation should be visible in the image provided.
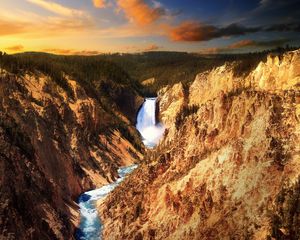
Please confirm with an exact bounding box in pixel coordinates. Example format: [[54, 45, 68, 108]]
[[268, 177, 300, 240], [0, 52, 145, 150], [0, 52, 75, 98], [116, 121, 143, 152], [101, 51, 228, 94], [0, 113, 34, 159], [1, 46, 297, 97], [0, 52, 144, 100], [100, 46, 299, 94]]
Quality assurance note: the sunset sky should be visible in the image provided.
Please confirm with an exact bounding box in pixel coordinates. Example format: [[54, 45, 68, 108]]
[[1, 0, 300, 54]]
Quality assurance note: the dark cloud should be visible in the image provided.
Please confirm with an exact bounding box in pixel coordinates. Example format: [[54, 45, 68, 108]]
[[254, 39, 290, 47], [233, 38, 290, 48], [265, 22, 300, 32], [169, 22, 262, 42], [200, 38, 291, 54], [168, 17, 300, 42], [217, 23, 261, 37], [246, 0, 300, 27]]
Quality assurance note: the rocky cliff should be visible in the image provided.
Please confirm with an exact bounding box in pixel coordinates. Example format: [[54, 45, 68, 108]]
[[99, 49, 300, 239], [0, 67, 143, 239]]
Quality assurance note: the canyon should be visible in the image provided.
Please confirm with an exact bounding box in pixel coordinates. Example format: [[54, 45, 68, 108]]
[[0, 49, 299, 240]]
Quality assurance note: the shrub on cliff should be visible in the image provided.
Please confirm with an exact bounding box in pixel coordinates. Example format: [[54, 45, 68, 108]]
[[0, 114, 34, 159], [175, 104, 199, 130], [268, 177, 300, 240]]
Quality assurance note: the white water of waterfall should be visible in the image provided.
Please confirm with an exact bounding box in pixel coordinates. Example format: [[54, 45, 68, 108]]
[[136, 98, 165, 148]]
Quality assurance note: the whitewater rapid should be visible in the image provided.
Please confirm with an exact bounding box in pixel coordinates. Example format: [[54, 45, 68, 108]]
[[76, 165, 137, 240], [136, 98, 165, 148]]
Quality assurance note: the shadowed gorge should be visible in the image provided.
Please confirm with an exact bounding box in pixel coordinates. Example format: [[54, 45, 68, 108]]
[[0, 53, 144, 239]]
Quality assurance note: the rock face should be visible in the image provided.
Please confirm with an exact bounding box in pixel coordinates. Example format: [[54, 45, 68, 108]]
[[99, 50, 300, 239], [0, 70, 142, 239], [142, 78, 155, 86]]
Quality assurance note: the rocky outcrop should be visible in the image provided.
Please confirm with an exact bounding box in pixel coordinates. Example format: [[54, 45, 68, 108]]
[[0, 70, 142, 239], [99, 49, 300, 239], [142, 78, 155, 86]]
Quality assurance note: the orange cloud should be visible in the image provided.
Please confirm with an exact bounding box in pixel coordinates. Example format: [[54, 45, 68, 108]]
[[117, 43, 161, 52], [143, 44, 160, 51], [168, 22, 261, 42], [0, 19, 27, 36], [43, 48, 101, 55], [198, 40, 256, 53], [198, 47, 219, 54], [117, 0, 165, 25], [168, 21, 217, 41], [0, 8, 94, 39], [5, 45, 24, 52], [227, 39, 255, 49], [93, 0, 106, 8]]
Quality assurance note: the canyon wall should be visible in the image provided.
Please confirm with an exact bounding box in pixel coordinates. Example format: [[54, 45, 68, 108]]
[[0, 70, 143, 239], [99, 50, 300, 239]]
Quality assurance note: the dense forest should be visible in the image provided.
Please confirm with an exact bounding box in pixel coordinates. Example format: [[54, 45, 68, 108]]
[[100, 46, 299, 93], [0, 52, 145, 150], [0, 52, 143, 98], [0, 46, 298, 96]]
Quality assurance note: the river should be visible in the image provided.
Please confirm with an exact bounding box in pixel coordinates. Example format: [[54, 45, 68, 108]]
[[76, 97, 164, 239]]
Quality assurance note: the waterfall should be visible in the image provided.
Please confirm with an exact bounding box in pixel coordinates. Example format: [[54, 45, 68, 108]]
[[136, 98, 164, 148]]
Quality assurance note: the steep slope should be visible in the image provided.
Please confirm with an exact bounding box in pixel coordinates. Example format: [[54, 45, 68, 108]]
[[0, 60, 143, 239], [99, 49, 300, 239]]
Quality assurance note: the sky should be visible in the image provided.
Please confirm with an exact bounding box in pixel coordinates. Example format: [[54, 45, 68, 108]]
[[0, 0, 300, 54]]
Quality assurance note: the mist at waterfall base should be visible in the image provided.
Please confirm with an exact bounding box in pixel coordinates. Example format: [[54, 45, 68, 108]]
[[136, 98, 165, 148], [75, 165, 137, 240]]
